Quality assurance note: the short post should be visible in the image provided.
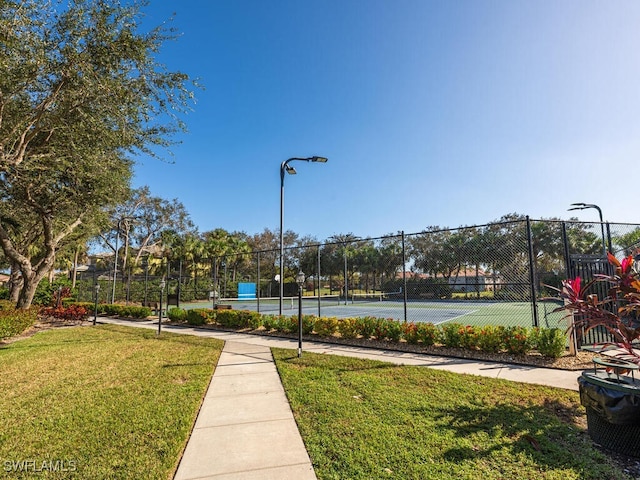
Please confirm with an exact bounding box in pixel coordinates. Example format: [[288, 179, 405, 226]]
[[93, 283, 100, 326], [158, 279, 166, 335], [296, 270, 305, 358]]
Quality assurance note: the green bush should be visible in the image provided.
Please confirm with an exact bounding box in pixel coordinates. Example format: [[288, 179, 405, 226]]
[[355, 316, 378, 339], [238, 310, 263, 329], [401, 322, 419, 344], [32, 278, 74, 306], [0, 307, 37, 340], [416, 322, 440, 346], [95, 304, 151, 319], [337, 317, 359, 339], [167, 307, 188, 322], [300, 315, 315, 335], [261, 314, 279, 331], [475, 325, 505, 353], [314, 316, 339, 337], [503, 326, 533, 355], [216, 310, 242, 328], [534, 327, 567, 358], [185, 309, 213, 326], [373, 318, 402, 341], [458, 325, 479, 349], [440, 323, 464, 348], [275, 315, 297, 334]]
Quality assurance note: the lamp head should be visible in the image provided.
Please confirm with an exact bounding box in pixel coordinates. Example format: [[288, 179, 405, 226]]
[[568, 202, 587, 211], [311, 156, 328, 163], [285, 165, 297, 175], [296, 270, 306, 287]]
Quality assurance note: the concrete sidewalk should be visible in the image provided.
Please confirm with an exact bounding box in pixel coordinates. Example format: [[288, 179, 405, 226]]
[[97, 317, 582, 479], [173, 341, 316, 480]]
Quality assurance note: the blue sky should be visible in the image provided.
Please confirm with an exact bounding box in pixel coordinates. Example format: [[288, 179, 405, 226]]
[[133, 0, 640, 240]]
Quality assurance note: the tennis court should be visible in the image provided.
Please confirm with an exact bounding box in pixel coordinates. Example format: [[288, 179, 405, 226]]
[[175, 294, 567, 329]]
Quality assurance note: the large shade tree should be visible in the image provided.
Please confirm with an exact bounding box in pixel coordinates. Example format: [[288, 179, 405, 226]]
[[0, 0, 196, 307]]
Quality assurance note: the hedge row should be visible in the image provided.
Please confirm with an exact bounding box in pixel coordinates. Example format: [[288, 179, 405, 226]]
[[0, 303, 38, 340], [67, 302, 152, 319], [166, 307, 567, 359]]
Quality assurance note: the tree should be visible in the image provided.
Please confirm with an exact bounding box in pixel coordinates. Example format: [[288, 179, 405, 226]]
[[0, 0, 196, 307]]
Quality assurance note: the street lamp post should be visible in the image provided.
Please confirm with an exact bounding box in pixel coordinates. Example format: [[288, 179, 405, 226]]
[[279, 156, 328, 315], [568, 203, 607, 256], [158, 278, 166, 335], [296, 270, 305, 358]]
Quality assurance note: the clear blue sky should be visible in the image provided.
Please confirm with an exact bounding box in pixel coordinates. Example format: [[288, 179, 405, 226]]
[[133, 0, 640, 240]]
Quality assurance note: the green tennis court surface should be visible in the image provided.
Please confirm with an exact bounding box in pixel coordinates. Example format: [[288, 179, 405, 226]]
[[174, 297, 566, 329]]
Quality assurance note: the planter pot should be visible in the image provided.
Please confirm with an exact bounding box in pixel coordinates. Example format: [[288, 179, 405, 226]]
[[578, 366, 640, 457]]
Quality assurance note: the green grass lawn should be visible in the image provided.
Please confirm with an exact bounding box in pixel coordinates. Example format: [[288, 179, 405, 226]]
[[0, 325, 223, 479], [273, 349, 629, 480]]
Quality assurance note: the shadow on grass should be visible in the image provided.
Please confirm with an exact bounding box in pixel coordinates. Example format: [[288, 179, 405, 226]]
[[426, 399, 592, 468]]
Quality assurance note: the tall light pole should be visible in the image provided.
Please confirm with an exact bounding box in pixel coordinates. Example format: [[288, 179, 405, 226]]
[[279, 156, 328, 314], [568, 203, 607, 256]]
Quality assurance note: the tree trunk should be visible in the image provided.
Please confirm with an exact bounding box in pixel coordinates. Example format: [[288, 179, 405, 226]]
[[8, 263, 22, 304], [16, 274, 41, 309], [71, 246, 80, 289]]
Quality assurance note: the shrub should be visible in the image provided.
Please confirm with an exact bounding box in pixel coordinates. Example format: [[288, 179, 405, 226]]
[[216, 310, 242, 328], [300, 315, 315, 335], [275, 315, 297, 334], [261, 314, 279, 331], [402, 322, 419, 344], [32, 278, 74, 306], [372, 318, 402, 342], [39, 304, 89, 322], [167, 307, 188, 322], [534, 327, 567, 358], [416, 322, 440, 346], [355, 316, 378, 339], [238, 310, 263, 329], [440, 323, 464, 348], [0, 307, 37, 339], [314, 316, 339, 337], [503, 326, 533, 355], [476, 325, 505, 353], [458, 325, 479, 349], [337, 317, 359, 339], [185, 309, 213, 326], [94, 304, 151, 319]]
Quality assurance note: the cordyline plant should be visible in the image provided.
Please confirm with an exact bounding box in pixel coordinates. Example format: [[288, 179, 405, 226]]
[[552, 253, 640, 365]]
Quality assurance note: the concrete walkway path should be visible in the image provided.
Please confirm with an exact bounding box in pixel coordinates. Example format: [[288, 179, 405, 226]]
[[173, 340, 316, 480], [97, 317, 582, 479]]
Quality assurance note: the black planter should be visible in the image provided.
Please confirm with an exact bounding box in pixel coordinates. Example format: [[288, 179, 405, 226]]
[[578, 369, 640, 457]]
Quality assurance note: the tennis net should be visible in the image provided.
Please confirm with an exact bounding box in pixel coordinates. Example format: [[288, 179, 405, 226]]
[[350, 291, 401, 303], [217, 294, 341, 312]]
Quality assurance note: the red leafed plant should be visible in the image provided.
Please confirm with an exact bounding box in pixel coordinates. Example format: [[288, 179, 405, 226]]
[[39, 304, 89, 322], [552, 252, 640, 365]]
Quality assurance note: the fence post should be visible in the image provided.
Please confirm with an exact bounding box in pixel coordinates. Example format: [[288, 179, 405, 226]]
[[402, 231, 408, 322], [526, 216, 539, 327], [256, 252, 261, 313]]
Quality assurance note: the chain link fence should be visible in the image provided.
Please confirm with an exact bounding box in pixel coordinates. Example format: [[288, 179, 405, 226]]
[[77, 219, 640, 338]]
